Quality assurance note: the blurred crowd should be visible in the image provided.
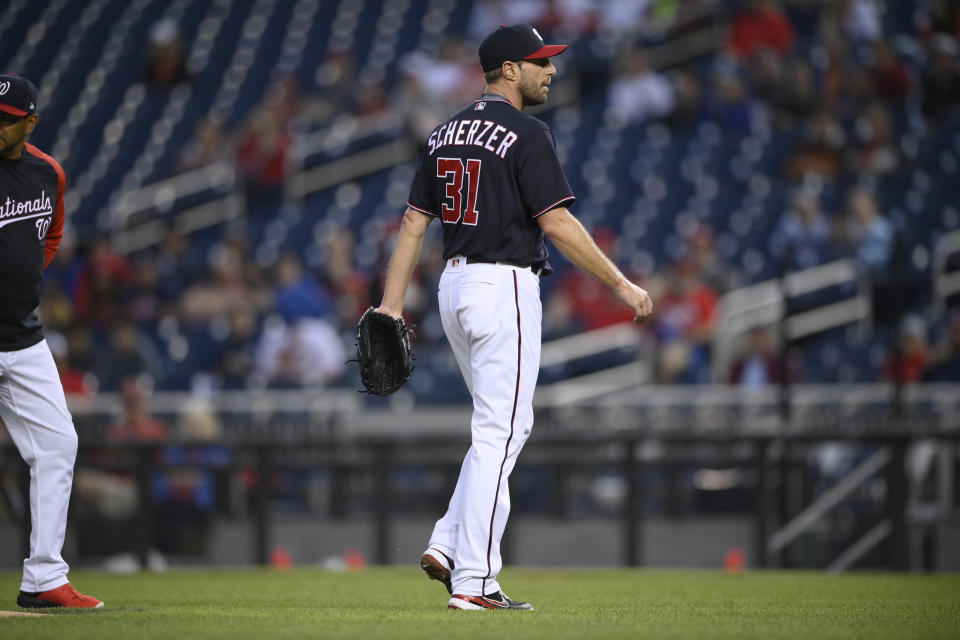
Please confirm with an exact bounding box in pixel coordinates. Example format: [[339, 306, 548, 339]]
[[0, 0, 956, 563], [29, 0, 960, 405]]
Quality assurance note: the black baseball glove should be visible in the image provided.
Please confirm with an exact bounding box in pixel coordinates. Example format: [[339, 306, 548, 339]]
[[354, 306, 414, 396]]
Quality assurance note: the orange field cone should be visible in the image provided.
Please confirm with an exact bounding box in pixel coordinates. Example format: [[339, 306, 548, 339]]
[[271, 546, 294, 570], [724, 547, 745, 573], [344, 549, 367, 571]]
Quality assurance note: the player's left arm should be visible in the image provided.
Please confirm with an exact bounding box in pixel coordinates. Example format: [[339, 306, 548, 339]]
[[377, 207, 435, 319], [42, 151, 67, 269], [538, 206, 653, 322]]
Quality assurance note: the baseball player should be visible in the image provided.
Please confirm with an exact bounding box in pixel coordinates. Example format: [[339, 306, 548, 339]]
[[375, 25, 652, 610], [0, 73, 103, 609]]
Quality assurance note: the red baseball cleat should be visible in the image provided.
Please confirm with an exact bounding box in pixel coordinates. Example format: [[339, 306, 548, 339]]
[[17, 583, 104, 609]]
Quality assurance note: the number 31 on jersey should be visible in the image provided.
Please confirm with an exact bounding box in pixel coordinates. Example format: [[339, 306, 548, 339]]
[[437, 157, 482, 225]]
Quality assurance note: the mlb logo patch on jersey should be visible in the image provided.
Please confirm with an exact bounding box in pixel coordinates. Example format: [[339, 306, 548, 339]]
[[475, 102, 486, 110]]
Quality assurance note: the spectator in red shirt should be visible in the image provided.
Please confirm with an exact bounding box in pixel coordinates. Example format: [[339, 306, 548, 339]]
[[883, 316, 930, 384], [47, 330, 95, 398], [653, 260, 719, 383], [555, 227, 638, 331], [73, 237, 135, 330], [235, 106, 292, 210], [655, 260, 719, 344], [728, 0, 795, 59], [869, 40, 912, 103], [107, 381, 169, 443]]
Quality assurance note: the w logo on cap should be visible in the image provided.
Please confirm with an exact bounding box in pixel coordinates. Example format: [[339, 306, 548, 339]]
[[0, 81, 9, 95]]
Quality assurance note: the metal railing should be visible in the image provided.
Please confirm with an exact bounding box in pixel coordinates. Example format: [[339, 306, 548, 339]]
[[2, 383, 957, 572], [59, 383, 960, 439], [535, 322, 653, 407], [713, 259, 872, 381], [933, 228, 960, 315]]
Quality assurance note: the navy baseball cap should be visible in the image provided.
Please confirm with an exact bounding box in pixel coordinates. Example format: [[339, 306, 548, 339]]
[[479, 24, 567, 72], [0, 73, 38, 116]]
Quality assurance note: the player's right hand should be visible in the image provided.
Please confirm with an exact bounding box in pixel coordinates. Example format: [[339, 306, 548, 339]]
[[621, 282, 653, 324]]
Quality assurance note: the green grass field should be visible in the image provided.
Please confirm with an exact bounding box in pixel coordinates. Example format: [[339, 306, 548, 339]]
[[1, 567, 957, 639]]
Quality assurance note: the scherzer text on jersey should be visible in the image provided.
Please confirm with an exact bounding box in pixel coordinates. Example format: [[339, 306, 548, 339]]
[[427, 116, 519, 159]]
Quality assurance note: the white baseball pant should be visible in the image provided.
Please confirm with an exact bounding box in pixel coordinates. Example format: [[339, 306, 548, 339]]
[[429, 258, 541, 596], [0, 339, 77, 592]]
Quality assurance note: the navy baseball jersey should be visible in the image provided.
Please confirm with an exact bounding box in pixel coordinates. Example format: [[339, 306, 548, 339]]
[[0, 142, 65, 351], [406, 94, 574, 274]]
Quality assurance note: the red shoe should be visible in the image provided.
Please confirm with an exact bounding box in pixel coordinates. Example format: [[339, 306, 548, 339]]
[[17, 583, 104, 609]]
